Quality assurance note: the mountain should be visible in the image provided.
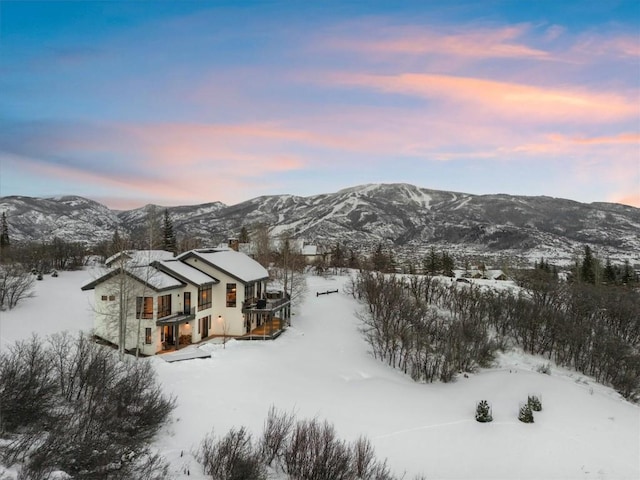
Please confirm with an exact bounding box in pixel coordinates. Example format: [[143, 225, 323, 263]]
[[2, 184, 639, 263]]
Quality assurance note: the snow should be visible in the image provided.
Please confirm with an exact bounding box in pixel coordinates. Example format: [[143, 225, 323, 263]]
[[179, 249, 269, 282], [1, 270, 639, 479], [158, 259, 218, 286], [105, 250, 175, 267]]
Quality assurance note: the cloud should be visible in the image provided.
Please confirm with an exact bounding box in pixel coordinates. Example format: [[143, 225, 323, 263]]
[[327, 23, 551, 60], [612, 193, 640, 208], [328, 72, 637, 123]]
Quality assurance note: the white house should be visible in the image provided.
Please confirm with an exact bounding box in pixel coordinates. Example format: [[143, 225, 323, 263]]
[[82, 248, 291, 356]]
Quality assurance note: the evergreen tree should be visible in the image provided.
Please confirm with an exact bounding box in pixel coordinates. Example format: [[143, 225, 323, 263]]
[[424, 246, 441, 275], [475, 400, 493, 423], [527, 395, 542, 412], [238, 226, 250, 243], [162, 209, 177, 253], [518, 403, 534, 423], [371, 243, 388, 272], [331, 242, 344, 270], [0, 211, 10, 252], [348, 248, 359, 269], [581, 245, 596, 284], [441, 251, 455, 277], [603, 257, 616, 284], [110, 226, 123, 256]]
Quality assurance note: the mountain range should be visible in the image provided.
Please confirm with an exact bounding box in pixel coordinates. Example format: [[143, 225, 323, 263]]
[[2, 183, 639, 264]]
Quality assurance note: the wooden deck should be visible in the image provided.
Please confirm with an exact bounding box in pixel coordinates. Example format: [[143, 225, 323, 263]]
[[239, 318, 285, 340]]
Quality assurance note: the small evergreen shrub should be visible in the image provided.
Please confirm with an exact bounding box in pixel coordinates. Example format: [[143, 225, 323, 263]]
[[475, 400, 493, 423], [518, 403, 534, 423], [528, 395, 542, 412]]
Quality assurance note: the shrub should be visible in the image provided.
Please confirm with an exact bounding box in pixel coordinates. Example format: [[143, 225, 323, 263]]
[[0, 335, 57, 432], [197, 427, 266, 480], [528, 395, 542, 412], [259, 405, 294, 467], [198, 408, 407, 480], [0, 265, 35, 310], [475, 400, 493, 423], [1, 333, 175, 479], [518, 403, 534, 423]]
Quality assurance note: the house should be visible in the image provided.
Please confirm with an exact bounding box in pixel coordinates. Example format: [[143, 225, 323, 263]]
[[81, 248, 291, 356]]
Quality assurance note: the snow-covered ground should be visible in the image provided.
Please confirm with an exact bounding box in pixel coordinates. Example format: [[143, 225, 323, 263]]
[[2, 270, 639, 479]]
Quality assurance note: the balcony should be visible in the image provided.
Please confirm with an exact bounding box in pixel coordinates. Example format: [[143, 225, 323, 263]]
[[156, 306, 196, 326], [242, 291, 290, 314]]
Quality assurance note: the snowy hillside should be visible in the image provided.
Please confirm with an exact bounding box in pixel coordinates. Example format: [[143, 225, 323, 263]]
[[1, 270, 638, 479], [2, 184, 640, 264]]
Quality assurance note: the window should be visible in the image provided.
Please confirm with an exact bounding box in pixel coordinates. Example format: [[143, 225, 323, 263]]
[[145, 327, 152, 344], [198, 285, 212, 310], [108, 295, 115, 301], [157, 294, 171, 319], [136, 297, 153, 319], [101, 295, 108, 301], [226, 283, 236, 307], [244, 283, 255, 303]]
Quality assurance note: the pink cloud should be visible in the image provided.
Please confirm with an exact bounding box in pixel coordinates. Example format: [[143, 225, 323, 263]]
[[324, 23, 550, 60], [329, 72, 637, 123], [612, 193, 640, 208]]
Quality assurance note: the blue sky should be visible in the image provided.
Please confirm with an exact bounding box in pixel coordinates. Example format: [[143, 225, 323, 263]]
[[1, 1, 638, 208]]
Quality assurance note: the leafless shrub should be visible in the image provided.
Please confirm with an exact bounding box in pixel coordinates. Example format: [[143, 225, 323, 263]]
[[197, 408, 423, 480], [351, 436, 394, 480], [1, 333, 174, 479], [259, 405, 295, 467], [283, 418, 352, 480], [0, 335, 57, 433], [196, 427, 266, 480], [0, 264, 35, 310]]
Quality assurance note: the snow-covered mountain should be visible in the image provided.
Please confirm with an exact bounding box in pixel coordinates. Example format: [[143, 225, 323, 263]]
[[2, 184, 639, 262]]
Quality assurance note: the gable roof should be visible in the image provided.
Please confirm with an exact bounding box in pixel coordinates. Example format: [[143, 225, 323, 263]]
[[81, 265, 184, 292], [156, 259, 219, 286], [105, 250, 175, 268], [177, 248, 269, 283]]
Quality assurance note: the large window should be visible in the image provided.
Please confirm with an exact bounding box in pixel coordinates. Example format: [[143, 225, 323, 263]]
[[198, 285, 212, 310], [136, 296, 153, 319], [226, 283, 237, 307], [157, 294, 171, 319], [244, 283, 255, 303]]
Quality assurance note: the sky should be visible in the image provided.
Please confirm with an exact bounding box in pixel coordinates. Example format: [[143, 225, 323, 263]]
[[0, 1, 639, 209]]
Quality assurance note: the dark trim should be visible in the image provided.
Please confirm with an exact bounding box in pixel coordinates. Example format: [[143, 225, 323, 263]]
[[152, 260, 219, 287], [81, 268, 184, 293], [179, 251, 268, 284]]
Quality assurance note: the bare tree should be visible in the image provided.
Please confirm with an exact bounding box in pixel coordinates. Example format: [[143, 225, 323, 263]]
[[252, 223, 272, 268], [0, 264, 35, 310], [271, 232, 307, 305]]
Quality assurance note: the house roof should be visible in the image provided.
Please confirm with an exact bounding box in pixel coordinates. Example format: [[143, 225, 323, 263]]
[[177, 249, 269, 283], [105, 250, 175, 267], [302, 244, 318, 256], [156, 259, 219, 286], [81, 265, 184, 292]]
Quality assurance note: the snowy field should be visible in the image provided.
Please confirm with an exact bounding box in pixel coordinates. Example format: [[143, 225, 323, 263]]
[[2, 269, 639, 479]]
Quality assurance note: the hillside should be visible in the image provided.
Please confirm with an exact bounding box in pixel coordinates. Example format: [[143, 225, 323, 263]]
[[2, 184, 639, 263]]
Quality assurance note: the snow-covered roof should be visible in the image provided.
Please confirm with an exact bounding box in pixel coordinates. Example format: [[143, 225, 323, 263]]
[[157, 259, 218, 286], [105, 250, 175, 267], [130, 265, 183, 290], [302, 244, 318, 256], [82, 264, 183, 292], [180, 249, 268, 283]]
